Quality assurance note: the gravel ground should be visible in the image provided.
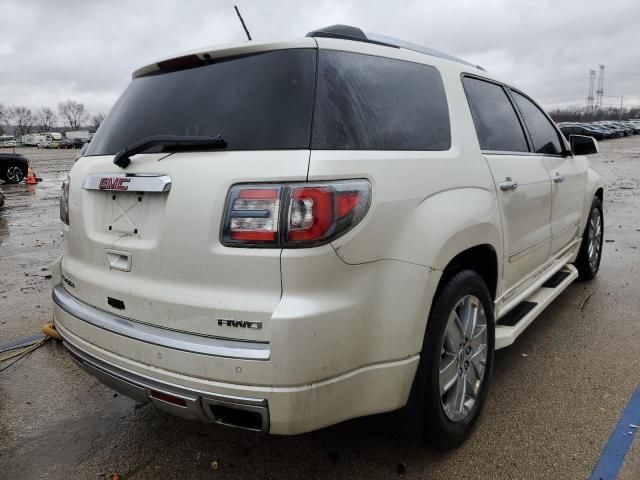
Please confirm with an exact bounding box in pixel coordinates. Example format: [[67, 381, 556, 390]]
[[0, 141, 638, 480]]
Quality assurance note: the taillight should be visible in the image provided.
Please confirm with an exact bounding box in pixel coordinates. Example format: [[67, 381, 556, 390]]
[[60, 176, 70, 225], [228, 187, 281, 243], [222, 180, 371, 247]]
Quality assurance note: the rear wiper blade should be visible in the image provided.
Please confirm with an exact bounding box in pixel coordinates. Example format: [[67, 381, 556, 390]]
[[113, 134, 227, 168]]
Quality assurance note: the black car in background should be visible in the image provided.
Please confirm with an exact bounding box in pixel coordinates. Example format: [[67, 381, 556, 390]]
[[0, 153, 29, 183], [560, 125, 609, 140]]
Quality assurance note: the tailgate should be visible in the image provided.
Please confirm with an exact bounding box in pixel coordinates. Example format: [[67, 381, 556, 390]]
[[61, 150, 309, 342]]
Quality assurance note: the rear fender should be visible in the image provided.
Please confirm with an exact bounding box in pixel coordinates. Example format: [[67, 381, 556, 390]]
[[388, 187, 502, 274]]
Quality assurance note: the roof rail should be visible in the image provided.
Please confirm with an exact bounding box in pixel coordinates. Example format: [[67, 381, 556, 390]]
[[306, 24, 485, 71]]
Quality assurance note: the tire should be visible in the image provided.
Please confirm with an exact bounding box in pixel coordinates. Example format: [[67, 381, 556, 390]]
[[419, 270, 495, 449], [575, 197, 603, 281], [3, 163, 26, 183]]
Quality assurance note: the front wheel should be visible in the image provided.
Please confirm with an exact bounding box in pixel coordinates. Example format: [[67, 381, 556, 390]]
[[420, 270, 495, 449], [575, 197, 603, 281]]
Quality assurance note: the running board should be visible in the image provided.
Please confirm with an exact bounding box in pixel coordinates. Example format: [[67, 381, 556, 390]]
[[495, 265, 578, 349]]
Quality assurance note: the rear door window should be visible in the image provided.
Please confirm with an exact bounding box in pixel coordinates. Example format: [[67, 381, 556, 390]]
[[312, 51, 451, 150], [462, 76, 529, 153], [511, 91, 564, 155]]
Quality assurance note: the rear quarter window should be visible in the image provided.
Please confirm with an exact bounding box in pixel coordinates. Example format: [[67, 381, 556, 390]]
[[312, 50, 451, 151]]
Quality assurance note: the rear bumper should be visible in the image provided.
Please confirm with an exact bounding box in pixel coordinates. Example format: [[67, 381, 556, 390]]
[[54, 285, 420, 434], [64, 340, 270, 432]]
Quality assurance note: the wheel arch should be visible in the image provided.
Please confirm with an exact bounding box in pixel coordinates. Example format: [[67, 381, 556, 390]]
[[595, 186, 603, 203], [581, 168, 604, 232], [439, 244, 499, 301]]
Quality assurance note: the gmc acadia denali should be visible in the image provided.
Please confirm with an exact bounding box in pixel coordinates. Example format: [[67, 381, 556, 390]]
[[52, 25, 603, 448]]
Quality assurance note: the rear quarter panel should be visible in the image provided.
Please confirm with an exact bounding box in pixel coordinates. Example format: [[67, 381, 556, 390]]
[[308, 53, 502, 275]]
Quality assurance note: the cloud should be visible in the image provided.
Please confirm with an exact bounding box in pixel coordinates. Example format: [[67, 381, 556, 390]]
[[1, 0, 639, 116]]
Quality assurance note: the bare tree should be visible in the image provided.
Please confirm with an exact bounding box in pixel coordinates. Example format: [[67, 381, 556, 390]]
[[36, 107, 57, 132], [58, 99, 88, 130], [91, 112, 105, 130], [9, 106, 36, 137]]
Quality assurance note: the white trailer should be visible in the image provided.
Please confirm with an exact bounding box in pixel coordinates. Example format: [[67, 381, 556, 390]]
[[44, 132, 63, 141], [65, 130, 91, 141], [21, 134, 46, 146]]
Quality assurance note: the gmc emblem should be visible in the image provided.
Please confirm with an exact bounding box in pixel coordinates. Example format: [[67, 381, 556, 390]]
[[218, 319, 263, 330], [99, 177, 130, 191]]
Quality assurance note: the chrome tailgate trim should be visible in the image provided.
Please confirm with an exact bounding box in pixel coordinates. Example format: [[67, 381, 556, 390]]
[[82, 173, 172, 192]]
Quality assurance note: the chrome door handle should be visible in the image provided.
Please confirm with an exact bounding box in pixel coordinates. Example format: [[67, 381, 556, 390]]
[[552, 173, 565, 183], [500, 177, 519, 191]]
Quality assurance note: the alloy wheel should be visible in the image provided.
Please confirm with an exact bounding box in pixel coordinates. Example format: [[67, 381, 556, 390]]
[[439, 294, 488, 422], [587, 208, 602, 271]]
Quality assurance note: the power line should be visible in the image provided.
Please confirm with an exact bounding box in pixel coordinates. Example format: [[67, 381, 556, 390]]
[[604, 72, 640, 76]]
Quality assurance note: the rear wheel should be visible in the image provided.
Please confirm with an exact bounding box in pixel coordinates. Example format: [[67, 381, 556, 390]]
[[3, 163, 26, 183], [575, 197, 603, 280], [420, 270, 495, 449]]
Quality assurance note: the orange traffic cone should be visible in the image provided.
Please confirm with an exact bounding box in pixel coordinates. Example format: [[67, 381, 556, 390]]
[[26, 166, 37, 185]]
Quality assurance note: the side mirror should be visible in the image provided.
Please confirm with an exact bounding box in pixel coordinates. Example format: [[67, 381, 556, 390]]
[[570, 135, 599, 155]]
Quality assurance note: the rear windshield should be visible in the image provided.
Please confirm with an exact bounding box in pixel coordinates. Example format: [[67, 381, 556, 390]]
[[86, 49, 317, 155], [87, 48, 451, 155]]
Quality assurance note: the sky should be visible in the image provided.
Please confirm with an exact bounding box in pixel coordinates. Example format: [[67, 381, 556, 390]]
[[1, 0, 639, 118]]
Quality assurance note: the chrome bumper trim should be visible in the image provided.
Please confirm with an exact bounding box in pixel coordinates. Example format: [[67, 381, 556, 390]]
[[52, 284, 270, 360], [64, 340, 270, 433]]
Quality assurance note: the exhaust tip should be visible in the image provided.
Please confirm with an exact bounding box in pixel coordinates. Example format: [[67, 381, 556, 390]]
[[208, 402, 269, 432]]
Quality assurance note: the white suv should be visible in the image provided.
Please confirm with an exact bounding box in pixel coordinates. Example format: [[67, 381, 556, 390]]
[[52, 25, 603, 448]]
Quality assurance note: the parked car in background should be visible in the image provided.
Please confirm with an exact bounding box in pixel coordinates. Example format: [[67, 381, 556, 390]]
[[53, 25, 604, 448], [0, 135, 17, 147], [58, 139, 75, 149], [38, 141, 60, 149], [72, 138, 87, 148], [600, 122, 633, 136], [0, 153, 29, 183], [597, 125, 625, 137], [555, 120, 640, 140], [559, 125, 610, 140], [618, 121, 640, 135]]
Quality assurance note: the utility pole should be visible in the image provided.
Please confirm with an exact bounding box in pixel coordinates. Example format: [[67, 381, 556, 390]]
[[586, 69, 596, 117], [620, 96, 624, 121], [596, 64, 605, 118]]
